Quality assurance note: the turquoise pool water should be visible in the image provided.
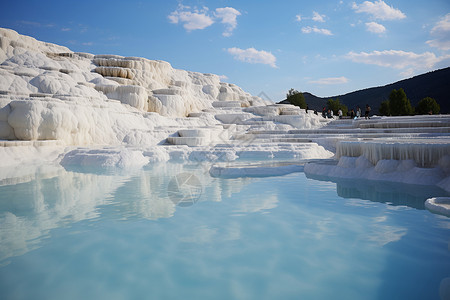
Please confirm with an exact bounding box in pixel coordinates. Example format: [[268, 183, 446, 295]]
[[0, 162, 449, 300]]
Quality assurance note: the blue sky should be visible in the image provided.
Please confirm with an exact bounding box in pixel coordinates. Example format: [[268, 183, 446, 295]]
[[2, 0, 450, 102]]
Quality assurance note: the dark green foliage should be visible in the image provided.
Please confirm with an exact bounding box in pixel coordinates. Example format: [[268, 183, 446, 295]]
[[388, 88, 413, 116], [286, 88, 306, 108], [416, 97, 440, 115], [327, 98, 348, 116], [326, 98, 339, 113], [379, 100, 390, 116], [286, 88, 298, 98]]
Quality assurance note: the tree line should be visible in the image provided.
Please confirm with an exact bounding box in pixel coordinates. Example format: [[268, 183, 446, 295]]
[[378, 88, 440, 116], [286, 88, 440, 116]]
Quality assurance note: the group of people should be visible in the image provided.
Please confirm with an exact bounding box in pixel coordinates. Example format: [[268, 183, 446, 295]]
[[320, 104, 372, 120], [321, 107, 334, 119]]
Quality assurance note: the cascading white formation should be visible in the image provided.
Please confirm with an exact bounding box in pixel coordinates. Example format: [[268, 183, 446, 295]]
[[304, 118, 450, 192], [335, 139, 450, 168], [0, 28, 268, 145]]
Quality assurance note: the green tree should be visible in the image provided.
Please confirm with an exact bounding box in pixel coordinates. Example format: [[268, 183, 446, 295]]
[[379, 100, 390, 116], [327, 98, 339, 113], [287, 88, 298, 98], [286, 89, 306, 108], [388, 88, 413, 116], [416, 97, 440, 115], [327, 98, 348, 116]]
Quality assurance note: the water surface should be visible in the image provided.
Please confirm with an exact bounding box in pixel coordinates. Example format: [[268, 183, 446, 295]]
[[0, 162, 449, 300]]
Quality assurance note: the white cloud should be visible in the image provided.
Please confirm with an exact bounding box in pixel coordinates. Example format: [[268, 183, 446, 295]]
[[309, 76, 349, 85], [168, 5, 240, 37], [366, 22, 386, 33], [426, 13, 450, 51], [431, 13, 450, 34], [301, 26, 333, 36], [168, 5, 214, 31], [346, 50, 450, 72], [399, 68, 416, 78], [296, 11, 326, 22], [312, 11, 326, 22], [227, 47, 277, 68], [19, 20, 55, 28], [352, 0, 406, 21], [218, 74, 229, 81], [215, 7, 241, 37]]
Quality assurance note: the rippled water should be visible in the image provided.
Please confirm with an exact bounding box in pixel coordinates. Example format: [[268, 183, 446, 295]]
[[0, 162, 449, 300]]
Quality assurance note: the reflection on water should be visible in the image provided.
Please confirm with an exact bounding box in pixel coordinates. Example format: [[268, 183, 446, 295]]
[[0, 162, 449, 300], [0, 169, 124, 262], [0, 162, 253, 263], [305, 173, 450, 210], [1, 163, 448, 264], [167, 172, 203, 206]]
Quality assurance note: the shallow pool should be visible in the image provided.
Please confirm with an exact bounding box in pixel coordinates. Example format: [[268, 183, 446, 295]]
[[0, 162, 449, 300]]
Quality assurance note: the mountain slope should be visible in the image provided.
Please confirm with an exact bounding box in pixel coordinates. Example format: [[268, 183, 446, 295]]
[[286, 68, 450, 114]]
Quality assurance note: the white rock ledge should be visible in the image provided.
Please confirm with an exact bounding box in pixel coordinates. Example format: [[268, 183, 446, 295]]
[[425, 197, 450, 217], [210, 162, 304, 178]]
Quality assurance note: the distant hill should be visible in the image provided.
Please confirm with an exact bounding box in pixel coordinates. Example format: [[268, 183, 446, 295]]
[[280, 67, 450, 114]]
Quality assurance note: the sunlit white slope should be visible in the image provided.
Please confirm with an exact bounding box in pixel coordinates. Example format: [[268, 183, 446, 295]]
[[0, 28, 272, 145]]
